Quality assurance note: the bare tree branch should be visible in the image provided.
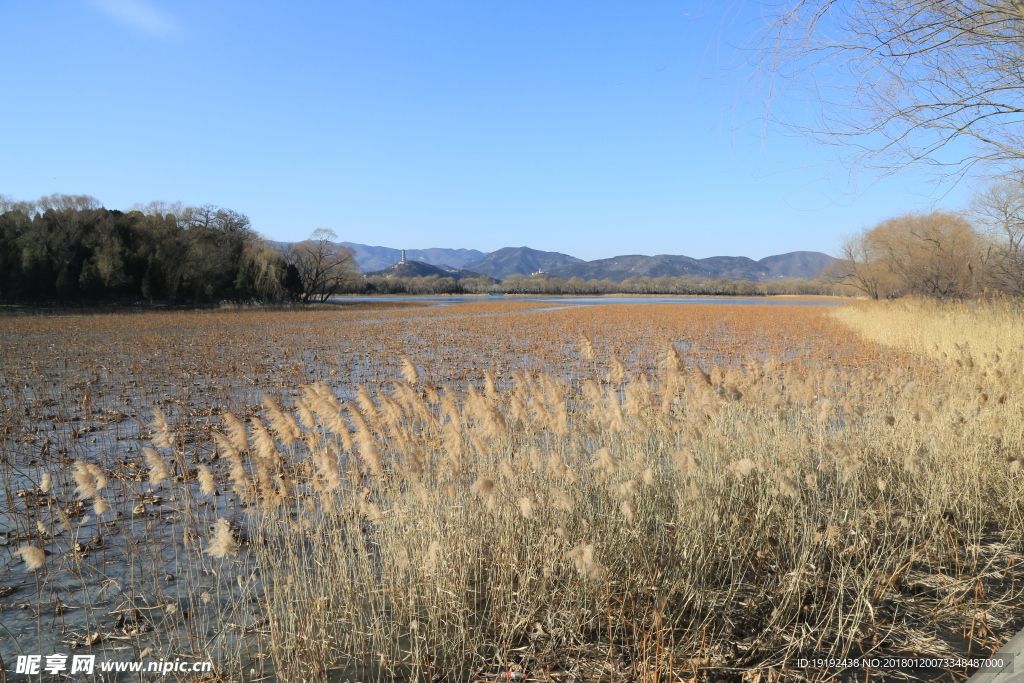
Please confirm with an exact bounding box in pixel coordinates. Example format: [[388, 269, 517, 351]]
[[287, 229, 359, 303], [752, 0, 1024, 179]]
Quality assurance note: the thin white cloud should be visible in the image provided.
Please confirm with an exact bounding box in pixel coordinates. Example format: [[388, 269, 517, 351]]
[[88, 0, 180, 39]]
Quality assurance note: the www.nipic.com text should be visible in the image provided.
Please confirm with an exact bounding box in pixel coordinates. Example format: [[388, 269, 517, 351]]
[[13, 655, 213, 675]]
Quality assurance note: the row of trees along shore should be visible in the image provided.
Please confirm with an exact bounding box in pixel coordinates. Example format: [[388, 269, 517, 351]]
[[367, 274, 856, 296], [7, 184, 1024, 303]]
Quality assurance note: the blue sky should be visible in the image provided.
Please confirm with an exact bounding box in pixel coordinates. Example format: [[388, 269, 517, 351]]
[[0, 1, 975, 260]]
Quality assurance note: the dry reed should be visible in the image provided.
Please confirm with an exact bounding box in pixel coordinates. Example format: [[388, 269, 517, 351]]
[[3, 300, 1022, 683]]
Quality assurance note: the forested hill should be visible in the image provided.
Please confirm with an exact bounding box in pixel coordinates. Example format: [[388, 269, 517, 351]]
[[363, 261, 495, 282]]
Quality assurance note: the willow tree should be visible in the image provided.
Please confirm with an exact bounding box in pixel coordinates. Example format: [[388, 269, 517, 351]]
[[830, 210, 987, 298]]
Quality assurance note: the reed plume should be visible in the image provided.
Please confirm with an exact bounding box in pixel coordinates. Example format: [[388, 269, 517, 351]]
[[620, 500, 635, 523], [310, 380, 342, 407], [213, 431, 251, 498], [222, 411, 249, 452], [250, 418, 281, 466], [471, 477, 496, 497], [547, 452, 568, 478], [87, 463, 107, 491], [379, 394, 407, 437], [312, 445, 342, 491], [206, 518, 238, 559], [304, 385, 351, 441], [659, 339, 684, 374], [500, 461, 516, 481], [294, 397, 317, 432], [442, 419, 464, 473], [16, 546, 46, 571], [564, 544, 606, 580], [350, 407, 384, 476], [601, 388, 626, 432], [93, 496, 110, 516], [264, 394, 301, 445], [509, 395, 530, 427], [356, 385, 379, 425], [776, 473, 799, 499], [197, 465, 216, 496], [72, 460, 98, 499], [579, 335, 596, 361], [729, 458, 756, 479], [401, 356, 420, 384], [144, 447, 171, 485], [150, 407, 174, 449], [607, 354, 626, 385], [549, 487, 573, 512], [591, 447, 617, 473], [359, 497, 383, 522], [692, 363, 713, 387], [623, 373, 652, 421], [423, 540, 441, 570]]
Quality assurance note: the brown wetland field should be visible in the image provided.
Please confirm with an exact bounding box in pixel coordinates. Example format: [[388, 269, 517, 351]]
[[2, 298, 1024, 683]]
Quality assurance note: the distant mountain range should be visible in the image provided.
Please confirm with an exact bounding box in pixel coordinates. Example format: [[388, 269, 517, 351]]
[[342, 242, 835, 282], [542, 251, 834, 282]]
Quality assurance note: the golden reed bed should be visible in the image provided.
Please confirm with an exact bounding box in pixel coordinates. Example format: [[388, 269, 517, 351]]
[[1, 301, 1021, 682]]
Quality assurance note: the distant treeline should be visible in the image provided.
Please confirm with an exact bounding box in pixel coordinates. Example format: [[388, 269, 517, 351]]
[[361, 273, 857, 297]]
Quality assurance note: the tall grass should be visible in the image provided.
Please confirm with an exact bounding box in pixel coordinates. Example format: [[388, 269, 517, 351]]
[[241, 343, 1024, 682], [831, 297, 1024, 360], [3, 302, 1023, 682]]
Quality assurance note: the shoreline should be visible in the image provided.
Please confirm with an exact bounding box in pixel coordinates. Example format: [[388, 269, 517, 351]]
[[0, 293, 863, 316]]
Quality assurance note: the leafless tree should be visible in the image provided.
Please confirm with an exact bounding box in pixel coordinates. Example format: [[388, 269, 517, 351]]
[[0, 195, 36, 215], [829, 210, 986, 298], [753, 0, 1024, 178], [36, 193, 101, 213], [870, 211, 985, 297], [287, 229, 359, 302], [824, 233, 898, 299], [971, 177, 1024, 293], [130, 200, 186, 218], [178, 204, 252, 234]]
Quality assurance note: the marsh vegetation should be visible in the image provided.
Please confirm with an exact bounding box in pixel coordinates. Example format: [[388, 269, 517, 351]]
[[1, 300, 1023, 682]]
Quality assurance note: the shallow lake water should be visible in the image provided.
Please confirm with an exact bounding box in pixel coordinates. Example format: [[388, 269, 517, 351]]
[[1, 298, 862, 680], [332, 295, 848, 308]]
